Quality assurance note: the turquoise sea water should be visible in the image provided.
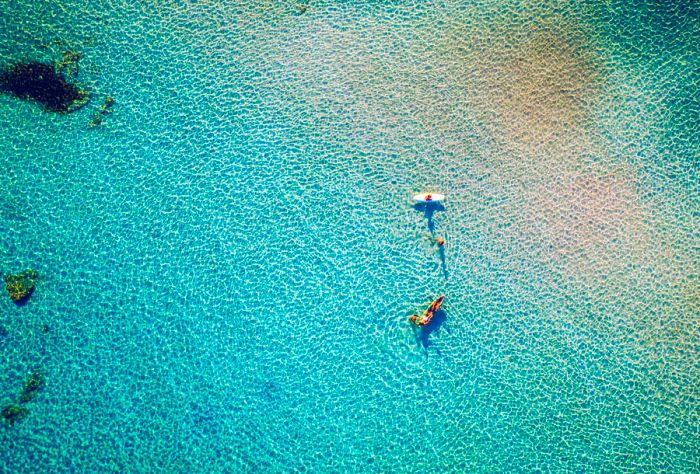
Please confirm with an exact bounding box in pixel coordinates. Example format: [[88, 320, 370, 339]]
[[0, 1, 698, 472]]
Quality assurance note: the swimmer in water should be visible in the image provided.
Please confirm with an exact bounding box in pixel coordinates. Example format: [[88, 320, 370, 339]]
[[410, 296, 445, 326]]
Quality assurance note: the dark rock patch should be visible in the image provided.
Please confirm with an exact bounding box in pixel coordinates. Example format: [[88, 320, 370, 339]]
[[1, 404, 28, 426], [0, 62, 89, 113], [89, 95, 115, 127], [20, 369, 45, 403], [4, 269, 39, 304]]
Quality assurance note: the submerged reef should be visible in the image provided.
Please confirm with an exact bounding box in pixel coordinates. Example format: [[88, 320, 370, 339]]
[[89, 95, 115, 127], [56, 51, 83, 77], [4, 269, 39, 303], [0, 62, 89, 113], [20, 369, 45, 403], [1, 369, 47, 426], [1, 404, 28, 426]]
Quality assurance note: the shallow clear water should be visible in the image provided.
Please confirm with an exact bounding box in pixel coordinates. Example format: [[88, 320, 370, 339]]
[[0, 1, 698, 472]]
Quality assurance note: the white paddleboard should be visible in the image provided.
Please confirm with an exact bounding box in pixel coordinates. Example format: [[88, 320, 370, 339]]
[[413, 193, 445, 203]]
